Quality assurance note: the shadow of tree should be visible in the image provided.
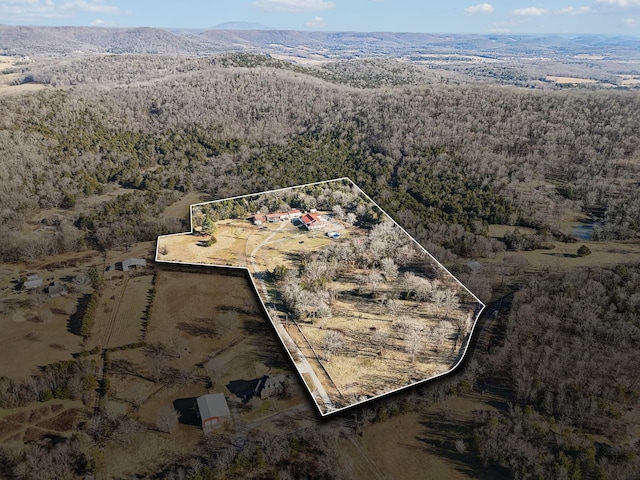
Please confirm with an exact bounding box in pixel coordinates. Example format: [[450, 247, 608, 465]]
[[410, 411, 511, 480], [177, 320, 219, 338]]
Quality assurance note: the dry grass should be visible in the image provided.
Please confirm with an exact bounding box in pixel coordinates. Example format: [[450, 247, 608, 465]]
[[157, 216, 342, 270], [0, 55, 15, 70], [483, 239, 640, 275], [0, 400, 85, 446], [546, 76, 598, 84], [157, 209, 482, 414], [89, 274, 153, 349], [99, 268, 308, 476], [0, 298, 85, 378], [341, 395, 507, 480], [487, 224, 536, 238], [162, 192, 209, 221], [0, 56, 47, 96]]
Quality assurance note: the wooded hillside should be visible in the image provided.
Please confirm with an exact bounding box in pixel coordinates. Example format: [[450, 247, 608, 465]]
[[1, 53, 639, 479]]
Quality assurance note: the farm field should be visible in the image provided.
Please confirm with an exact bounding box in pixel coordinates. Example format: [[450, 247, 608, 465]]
[[341, 394, 509, 480], [0, 252, 104, 379], [88, 274, 154, 350], [156, 179, 485, 415], [98, 267, 309, 477], [0, 55, 47, 96], [546, 75, 599, 84], [0, 297, 85, 378]]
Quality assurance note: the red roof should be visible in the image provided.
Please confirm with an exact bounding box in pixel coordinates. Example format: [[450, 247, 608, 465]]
[[301, 213, 321, 225]]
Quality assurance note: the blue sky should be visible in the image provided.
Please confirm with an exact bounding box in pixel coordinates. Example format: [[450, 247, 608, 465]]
[[1, 0, 639, 34]]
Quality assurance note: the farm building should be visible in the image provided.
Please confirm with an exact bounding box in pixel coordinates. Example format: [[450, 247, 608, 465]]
[[255, 375, 286, 399], [196, 393, 231, 433], [121, 258, 146, 272], [300, 213, 326, 230], [105, 258, 146, 272], [47, 282, 68, 297], [253, 209, 302, 225], [23, 274, 42, 290]]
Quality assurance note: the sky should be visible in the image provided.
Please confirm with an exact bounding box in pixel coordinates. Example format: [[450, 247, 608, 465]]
[[0, 0, 639, 35]]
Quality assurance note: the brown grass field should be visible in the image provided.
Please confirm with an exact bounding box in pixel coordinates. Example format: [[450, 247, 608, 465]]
[[546, 76, 599, 84], [482, 238, 640, 277], [157, 208, 482, 414], [0, 56, 46, 96], [97, 268, 309, 476], [0, 294, 85, 378], [340, 394, 508, 480], [161, 192, 209, 221], [88, 274, 154, 350], [0, 299, 83, 378], [157, 216, 342, 269]]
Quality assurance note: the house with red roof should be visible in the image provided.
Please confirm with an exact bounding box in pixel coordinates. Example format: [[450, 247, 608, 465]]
[[300, 213, 326, 230]]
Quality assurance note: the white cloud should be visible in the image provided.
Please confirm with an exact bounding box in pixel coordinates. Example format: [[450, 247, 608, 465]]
[[593, 0, 640, 13], [558, 6, 591, 14], [508, 0, 640, 18], [464, 3, 494, 15], [252, 0, 336, 13], [596, 0, 640, 7], [622, 16, 636, 23], [0, 0, 125, 20], [510, 7, 548, 16], [305, 15, 327, 27], [90, 18, 104, 25]]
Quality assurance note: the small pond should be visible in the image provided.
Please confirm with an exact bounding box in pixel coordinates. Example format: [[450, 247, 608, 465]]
[[571, 221, 600, 241]]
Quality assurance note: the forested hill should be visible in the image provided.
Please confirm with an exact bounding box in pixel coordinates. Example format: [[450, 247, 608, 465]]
[[2, 45, 640, 479], [2, 24, 638, 61], [1, 54, 639, 264]]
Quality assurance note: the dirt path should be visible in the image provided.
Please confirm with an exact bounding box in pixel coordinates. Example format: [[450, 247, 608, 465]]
[[245, 222, 335, 413], [100, 276, 130, 349]]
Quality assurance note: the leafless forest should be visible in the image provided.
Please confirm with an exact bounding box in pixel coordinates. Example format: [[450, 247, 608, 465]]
[[1, 47, 640, 479]]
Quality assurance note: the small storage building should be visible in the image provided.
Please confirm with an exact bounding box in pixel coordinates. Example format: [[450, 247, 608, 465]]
[[197, 393, 231, 433]]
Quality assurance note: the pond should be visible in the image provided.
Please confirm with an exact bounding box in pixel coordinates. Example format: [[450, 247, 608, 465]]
[[571, 221, 600, 241]]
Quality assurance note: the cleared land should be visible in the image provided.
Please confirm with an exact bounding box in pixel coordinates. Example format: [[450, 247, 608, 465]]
[[0, 252, 103, 378], [0, 56, 46, 96], [0, 297, 85, 378], [88, 274, 154, 349], [546, 76, 599, 84], [156, 179, 484, 415], [100, 268, 307, 477], [340, 394, 509, 480]]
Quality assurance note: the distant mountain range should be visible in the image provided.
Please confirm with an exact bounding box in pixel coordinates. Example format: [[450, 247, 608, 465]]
[[214, 22, 273, 30], [1, 24, 638, 62]]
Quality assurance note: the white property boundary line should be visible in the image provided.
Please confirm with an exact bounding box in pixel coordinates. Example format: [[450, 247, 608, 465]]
[[155, 177, 486, 417]]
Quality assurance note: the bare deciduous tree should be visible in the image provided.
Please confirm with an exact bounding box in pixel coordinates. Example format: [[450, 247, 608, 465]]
[[323, 330, 344, 360]]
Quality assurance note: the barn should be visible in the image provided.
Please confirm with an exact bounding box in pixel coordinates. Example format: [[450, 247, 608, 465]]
[[196, 393, 231, 433]]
